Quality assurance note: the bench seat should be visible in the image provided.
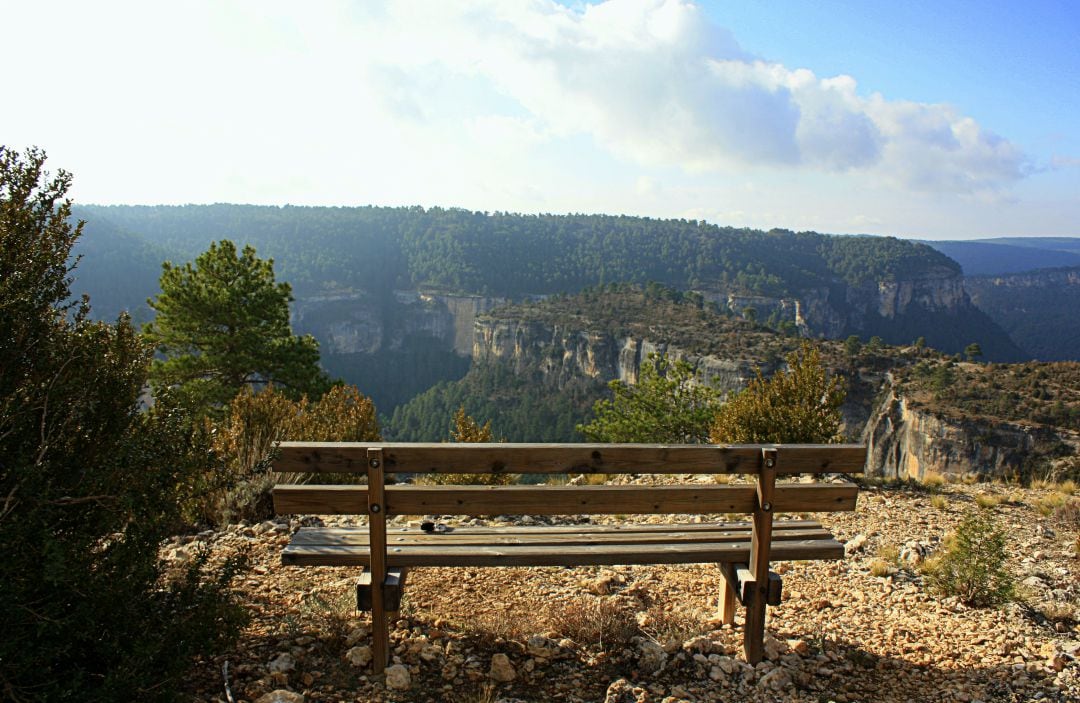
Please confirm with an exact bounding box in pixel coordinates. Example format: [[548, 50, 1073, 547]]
[[282, 520, 844, 568]]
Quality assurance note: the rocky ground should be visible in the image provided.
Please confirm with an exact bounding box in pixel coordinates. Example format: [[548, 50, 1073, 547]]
[[177, 480, 1079, 703]]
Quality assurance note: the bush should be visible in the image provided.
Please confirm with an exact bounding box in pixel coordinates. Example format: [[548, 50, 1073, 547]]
[[189, 384, 381, 526], [0, 146, 247, 701], [921, 510, 1015, 607]]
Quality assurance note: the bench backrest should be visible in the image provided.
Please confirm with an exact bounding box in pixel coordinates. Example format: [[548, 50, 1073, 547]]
[[273, 442, 866, 518]]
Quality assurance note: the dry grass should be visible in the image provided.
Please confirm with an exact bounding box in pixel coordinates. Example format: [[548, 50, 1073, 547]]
[[975, 493, 1002, 509], [639, 604, 706, 648], [922, 471, 946, 488], [930, 494, 949, 510], [544, 596, 639, 651]]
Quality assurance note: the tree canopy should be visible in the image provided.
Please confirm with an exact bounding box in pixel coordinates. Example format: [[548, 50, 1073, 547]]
[[578, 353, 723, 443], [710, 342, 846, 443], [144, 240, 330, 414]]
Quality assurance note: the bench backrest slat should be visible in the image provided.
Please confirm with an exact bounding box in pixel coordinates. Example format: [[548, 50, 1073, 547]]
[[273, 483, 858, 517], [274, 442, 866, 475]]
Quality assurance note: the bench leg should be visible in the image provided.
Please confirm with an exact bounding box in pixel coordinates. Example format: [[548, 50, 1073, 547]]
[[742, 585, 767, 664], [718, 567, 737, 626]]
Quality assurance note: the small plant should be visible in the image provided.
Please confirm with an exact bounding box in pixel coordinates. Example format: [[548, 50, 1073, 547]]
[[1035, 492, 1068, 517], [975, 493, 1001, 509], [1059, 479, 1077, 496], [639, 604, 705, 648], [545, 597, 639, 651], [931, 495, 949, 510], [921, 510, 1014, 607], [922, 471, 946, 488], [869, 559, 892, 577]]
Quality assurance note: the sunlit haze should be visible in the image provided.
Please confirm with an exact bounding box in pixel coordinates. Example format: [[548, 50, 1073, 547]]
[[3, 0, 1078, 238]]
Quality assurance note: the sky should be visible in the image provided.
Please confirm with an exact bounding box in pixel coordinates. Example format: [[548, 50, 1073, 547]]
[[3, 0, 1078, 239]]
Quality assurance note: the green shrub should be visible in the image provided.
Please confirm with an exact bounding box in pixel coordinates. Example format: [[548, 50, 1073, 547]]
[[0, 147, 247, 701], [922, 510, 1015, 607]]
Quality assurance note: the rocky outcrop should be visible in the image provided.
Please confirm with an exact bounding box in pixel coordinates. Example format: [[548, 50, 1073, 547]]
[[863, 387, 1080, 480], [471, 318, 769, 395], [696, 266, 970, 340], [291, 290, 505, 356]]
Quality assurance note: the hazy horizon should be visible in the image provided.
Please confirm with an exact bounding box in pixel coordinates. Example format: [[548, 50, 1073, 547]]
[[5, 0, 1078, 240]]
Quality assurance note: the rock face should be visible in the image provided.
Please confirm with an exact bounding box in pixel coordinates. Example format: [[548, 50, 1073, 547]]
[[472, 319, 771, 396], [863, 388, 1080, 480], [291, 290, 505, 356], [699, 266, 968, 339]]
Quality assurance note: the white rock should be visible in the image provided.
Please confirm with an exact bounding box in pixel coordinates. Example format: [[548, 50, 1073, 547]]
[[636, 639, 668, 674], [758, 667, 792, 691], [845, 534, 868, 555], [268, 653, 296, 674], [345, 645, 372, 667], [255, 691, 304, 703], [489, 653, 517, 682], [526, 635, 560, 659], [385, 663, 412, 690]]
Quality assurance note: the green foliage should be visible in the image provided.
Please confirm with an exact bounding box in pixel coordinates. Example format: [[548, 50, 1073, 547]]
[[579, 353, 723, 443], [844, 335, 862, 357], [0, 147, 246, 701], [144, 240, 330, 416], [388, 362, 601, 442], [964, 342, 983, 361], [452, 405, 496, 442], [921, 510, 1015, 607], [710, 342, 846, 443], [192, 384, 381, 526]]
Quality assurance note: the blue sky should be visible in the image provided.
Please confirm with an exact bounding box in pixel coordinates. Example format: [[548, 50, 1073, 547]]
[[2, 0, 1077, 239]]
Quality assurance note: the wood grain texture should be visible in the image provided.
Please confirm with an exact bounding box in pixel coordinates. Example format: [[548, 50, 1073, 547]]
[[272, 483, 858, 516], [274, 442, 866, 475], [366, 447, 389, 673], [281, 536, 843, 567], [287, 525, 833, 547]]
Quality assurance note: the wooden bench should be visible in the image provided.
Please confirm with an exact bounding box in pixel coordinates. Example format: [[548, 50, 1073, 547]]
[[272, 442, 866, 673]]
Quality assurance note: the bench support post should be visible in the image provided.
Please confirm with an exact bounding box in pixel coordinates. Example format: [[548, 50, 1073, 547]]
[[744, 448, 777, 664], [718, 566, 737, 625], [367, 447, 390, 674]]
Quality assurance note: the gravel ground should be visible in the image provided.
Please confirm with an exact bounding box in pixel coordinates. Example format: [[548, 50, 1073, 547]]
[[179, 481, 1079, 703]]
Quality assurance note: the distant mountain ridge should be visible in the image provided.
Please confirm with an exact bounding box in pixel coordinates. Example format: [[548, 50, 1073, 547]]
[[922, 237, 1080, 275], [71, 204, 1023, 363]]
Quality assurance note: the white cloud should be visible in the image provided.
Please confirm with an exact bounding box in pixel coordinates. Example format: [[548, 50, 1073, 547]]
[[358, 0, 1029, 195]]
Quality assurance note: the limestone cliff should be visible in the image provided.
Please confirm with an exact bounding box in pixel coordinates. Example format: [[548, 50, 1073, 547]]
[[863, 385, 1080, 480], [291, 290, 504, 356]]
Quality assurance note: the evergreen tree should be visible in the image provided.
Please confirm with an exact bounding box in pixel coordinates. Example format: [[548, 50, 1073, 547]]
[[578, 353, 722, 443], [144, 240, 330, 415], [0, 147, 245, 701], [710, 342, 846, 443]]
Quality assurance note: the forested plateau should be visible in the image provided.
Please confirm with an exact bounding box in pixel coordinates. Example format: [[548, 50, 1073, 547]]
[[70, 204, 1036, 418]]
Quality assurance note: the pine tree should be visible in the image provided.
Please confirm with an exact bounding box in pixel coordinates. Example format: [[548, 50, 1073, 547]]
[[144, 240, 330, 415]]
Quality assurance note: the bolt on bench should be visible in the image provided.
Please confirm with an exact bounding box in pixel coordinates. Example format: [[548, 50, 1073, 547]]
[[272, 442, 866, 673]]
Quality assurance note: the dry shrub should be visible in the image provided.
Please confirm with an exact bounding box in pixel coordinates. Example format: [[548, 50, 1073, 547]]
[[545, 597, 639, 651], [639, 604, 705, 648], [930, 494, 949, 510], [922, 471, 946, 488], [975, 493, 1002, 509]]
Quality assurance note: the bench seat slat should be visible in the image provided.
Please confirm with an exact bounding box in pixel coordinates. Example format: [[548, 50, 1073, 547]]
[[282, 537, 843, 567], [273, 483, 857, 516], [275, 442, 866, 475], [301, 518, 824, 536], [287, 525, 834, 547]]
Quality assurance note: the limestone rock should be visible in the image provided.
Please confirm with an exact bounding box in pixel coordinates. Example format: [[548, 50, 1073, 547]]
[[345, 645, 372, 668], [603, 677, 648, 703], [636, 639, 667, 674], [255, 691, 304, 703], [384, 663, 412, 691], [268, 653, 296, 674], [489, 653, 517, 682]]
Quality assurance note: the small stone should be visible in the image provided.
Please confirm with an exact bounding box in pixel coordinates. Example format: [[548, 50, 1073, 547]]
[[489, 653, 517, 682], [845, 534, 867, 555], [268, 653, 296, 674], [758, 667, 791, 691], [636, 639, 667, 674], [345, 645, 372, 668], [604, 677, 648, 703], [787, 638, 810, 656], [385, 663, 412, 691], [345, 626, 370, 645], [526, 635, 560, 659], [255, 691, 304, 703]]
